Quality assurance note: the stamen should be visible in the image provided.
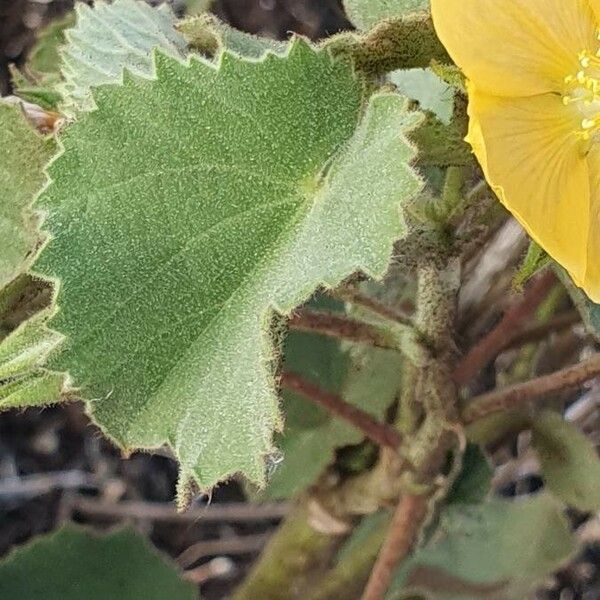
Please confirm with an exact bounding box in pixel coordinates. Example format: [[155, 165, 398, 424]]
[[563, 37, 600, 141]]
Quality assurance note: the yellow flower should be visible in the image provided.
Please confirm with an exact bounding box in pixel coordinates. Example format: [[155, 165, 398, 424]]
[[431, 0, 600, 301]]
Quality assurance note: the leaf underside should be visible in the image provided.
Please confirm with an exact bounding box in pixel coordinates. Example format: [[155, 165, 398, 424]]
[[35, 40, 422, 489], [343, 0, 430, 30], [60, 0, 187, 113]]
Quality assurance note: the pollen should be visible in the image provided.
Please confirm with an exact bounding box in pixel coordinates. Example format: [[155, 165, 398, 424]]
[[563, 38, 600, 141]]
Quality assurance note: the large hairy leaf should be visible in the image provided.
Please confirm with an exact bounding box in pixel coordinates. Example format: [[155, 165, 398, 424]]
[[388, 494, 575, 600], [0, 526, 197, 599], [0, 104, 55, 290], [60, 0, 187, 112], [35, 41, 422, 489]]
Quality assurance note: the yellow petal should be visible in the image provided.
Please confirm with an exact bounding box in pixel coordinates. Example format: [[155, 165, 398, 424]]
[[467, 87, 590, 285], [582, 147, 600, 301], [588, 0, 600, 23], [431, 0, 597, 97]]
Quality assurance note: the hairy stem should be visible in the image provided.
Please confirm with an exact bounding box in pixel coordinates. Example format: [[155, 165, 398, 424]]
[[362, 258, 461, 600], [335, 288, 414, 329]]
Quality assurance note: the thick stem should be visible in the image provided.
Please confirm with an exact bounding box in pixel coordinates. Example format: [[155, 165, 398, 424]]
[[307, 515, 389, 600], [362, 259, 461, 600], [231, 500, 343, 600]]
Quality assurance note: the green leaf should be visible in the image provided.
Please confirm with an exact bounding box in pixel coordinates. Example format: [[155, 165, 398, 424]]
[[0, 310, 64, 410], [178, 14, 286, 59], [532, 411, 600, 511], [0, 370, 64, 409], [390, 68, 453, 124], [445, 444, 492, 505], [344, 0, 430, 30], [29, 13, 76, 77], [0, 525, 197, 599], [0, 103, 55, 290], [0, 310, 62, 380], [60, 0, 187, 113], [12, 13, 75, 109], [513, 241, 550, 290], [388, 494, 575, 600], [265, 334, 402, 498], [34, 41, 423, 490]]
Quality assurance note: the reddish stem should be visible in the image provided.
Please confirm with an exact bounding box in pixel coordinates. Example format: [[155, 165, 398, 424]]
[[453, 271, 556, 385], [280, 372, 401, 450], [464, 352, 600, 423], [288, 310, 396, 349], [360, 493, 429, 600]]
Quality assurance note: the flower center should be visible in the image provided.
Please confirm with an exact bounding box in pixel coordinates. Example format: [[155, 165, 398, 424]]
[[563, 47, 600, 141]]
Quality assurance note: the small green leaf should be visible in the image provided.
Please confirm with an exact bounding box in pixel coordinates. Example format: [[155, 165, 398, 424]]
[[388, 494, 575, 600], [445, 444, 492, 505], [532, 411, 600, 511], [12, 13, 75, 109], [0, 103, 55, 290], [60, 0, 187, 113], [34, 41, 423, 489], [0, 525, 197, 599], [390, 68, 453, 124], [344, 0, 429, 30]]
